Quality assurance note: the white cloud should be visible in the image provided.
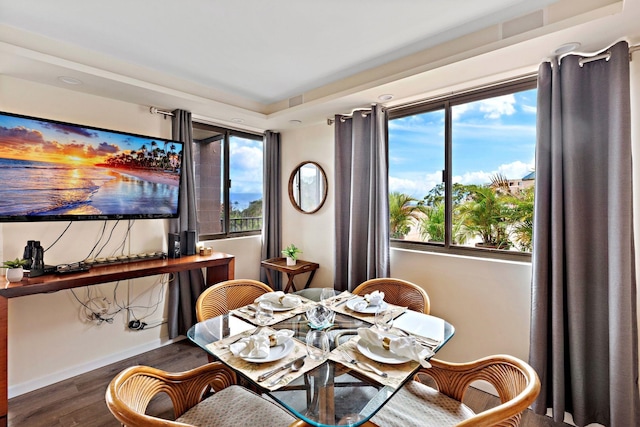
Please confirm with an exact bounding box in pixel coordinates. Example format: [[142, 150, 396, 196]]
[[451, 104, 471, 121], [230, 143, 263, 193], [478, 95, 516, 119], [452, 94, 518, 121], [497, 160, 533, 180], [389, 170, 442, 198], [453, 159, 534, 186]]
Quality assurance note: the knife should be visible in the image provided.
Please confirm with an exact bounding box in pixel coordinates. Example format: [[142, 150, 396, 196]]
[[359, 360, 388, 378], [257, 356, 306, 382], [335, 295, 358, 307]]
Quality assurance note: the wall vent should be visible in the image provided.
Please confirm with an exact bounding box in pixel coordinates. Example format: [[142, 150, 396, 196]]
[[289, 94, 304, 108]]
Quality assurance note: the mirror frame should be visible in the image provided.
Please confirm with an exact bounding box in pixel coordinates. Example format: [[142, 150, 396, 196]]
[[288, 161, 328, 214]]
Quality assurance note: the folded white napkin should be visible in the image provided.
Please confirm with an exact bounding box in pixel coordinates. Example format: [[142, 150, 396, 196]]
[[230, 329, 294, 359], [354, 290, 385, 311], [358, 328, 432, 367], [255, 291, 302, 308]]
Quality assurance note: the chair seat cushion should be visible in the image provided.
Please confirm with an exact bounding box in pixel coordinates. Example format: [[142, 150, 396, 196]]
[[371, 380, 476, 427], [176, 385, 296, 427]]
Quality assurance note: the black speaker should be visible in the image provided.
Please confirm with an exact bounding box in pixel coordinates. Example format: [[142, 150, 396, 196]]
[[168, 233, 181, 258], [182, 230, 196, 255]]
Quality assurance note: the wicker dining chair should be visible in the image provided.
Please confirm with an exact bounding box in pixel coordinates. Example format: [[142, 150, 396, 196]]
[[290, 354, 539, 427], [353, 278, 431, 314], [105, 362, 297, 427], [369, 354, 541, 427], [196, 279, 273, 322]]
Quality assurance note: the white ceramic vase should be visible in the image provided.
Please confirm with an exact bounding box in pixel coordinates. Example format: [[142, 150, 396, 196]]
[[286, 257, 296, 266], [6, 267, 24, 283]]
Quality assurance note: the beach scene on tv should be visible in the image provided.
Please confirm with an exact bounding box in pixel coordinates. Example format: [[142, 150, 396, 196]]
[[0, 113, 182, 218]]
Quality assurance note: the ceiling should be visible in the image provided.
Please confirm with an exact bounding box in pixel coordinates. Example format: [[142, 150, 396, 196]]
[[0, 0, 638, 131]]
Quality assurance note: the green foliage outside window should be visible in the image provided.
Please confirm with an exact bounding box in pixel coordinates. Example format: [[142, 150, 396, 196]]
[[389, 174, 534, 252]]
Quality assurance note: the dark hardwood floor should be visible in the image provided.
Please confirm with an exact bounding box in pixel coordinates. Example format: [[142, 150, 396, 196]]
[[8, 340, 571, 426]]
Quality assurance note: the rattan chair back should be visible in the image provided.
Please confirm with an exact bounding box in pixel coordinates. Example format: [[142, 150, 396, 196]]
[[416, 354, 541, 426], [353, 278, 430, 314], [196, 279, 273, 322]]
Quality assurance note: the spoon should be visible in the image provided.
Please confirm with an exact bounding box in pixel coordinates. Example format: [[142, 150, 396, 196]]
[[267, 358, 305, 387]]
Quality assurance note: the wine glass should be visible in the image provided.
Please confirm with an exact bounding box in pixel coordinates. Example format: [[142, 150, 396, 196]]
[[374, 307, 394, 332], [306, 330, 330, 360], [255, 302, 274, 326], [320, 287, 336, 305]]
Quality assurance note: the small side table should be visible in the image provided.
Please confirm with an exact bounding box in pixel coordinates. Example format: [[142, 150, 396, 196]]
[[261, 257, 319, 293]]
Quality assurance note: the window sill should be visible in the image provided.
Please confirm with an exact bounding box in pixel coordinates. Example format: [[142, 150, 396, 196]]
[[391, 240, 532, 263]]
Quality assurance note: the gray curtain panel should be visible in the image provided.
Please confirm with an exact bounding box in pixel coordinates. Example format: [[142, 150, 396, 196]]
[[334, 105, 390, 291], [167, 109, 205, 338], [529, 41, 640, 426], [260, 130, 282, 290]]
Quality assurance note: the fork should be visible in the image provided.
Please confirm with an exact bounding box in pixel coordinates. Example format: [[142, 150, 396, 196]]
[[394, 329, 441, 349], [340, 350, 388, 378]]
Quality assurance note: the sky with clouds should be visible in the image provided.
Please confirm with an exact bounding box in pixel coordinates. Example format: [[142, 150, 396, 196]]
[[229, 135, 263, 194], [389, 88, 537, 199]]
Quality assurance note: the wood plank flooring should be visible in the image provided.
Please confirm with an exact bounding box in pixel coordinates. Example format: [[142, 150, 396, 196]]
[[8, 340, 572, 427]]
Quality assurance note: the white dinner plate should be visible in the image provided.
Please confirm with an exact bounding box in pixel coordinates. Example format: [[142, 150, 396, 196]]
[[260, 301, 300, 311], [357, 337, 411, 364], [240, 339, 295, 363], [346, 297, 388, 314]]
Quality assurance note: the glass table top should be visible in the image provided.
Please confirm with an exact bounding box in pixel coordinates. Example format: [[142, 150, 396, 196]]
[[187, 307, 454, 427]]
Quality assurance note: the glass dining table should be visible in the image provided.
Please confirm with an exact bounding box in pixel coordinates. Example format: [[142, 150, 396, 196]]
[[187, 296, 455, 427]]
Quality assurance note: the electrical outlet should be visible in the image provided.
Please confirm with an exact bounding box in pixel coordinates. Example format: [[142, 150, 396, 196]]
[[128, 320, 147, 330]]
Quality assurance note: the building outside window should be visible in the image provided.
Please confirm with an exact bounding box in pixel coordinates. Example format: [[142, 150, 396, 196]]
[[192, 121, 263, 239], [388, 77, 537, 259]]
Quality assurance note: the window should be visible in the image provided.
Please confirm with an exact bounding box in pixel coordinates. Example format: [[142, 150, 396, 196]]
[[388, 78, 537, 259], [192, 122, 263, 239]]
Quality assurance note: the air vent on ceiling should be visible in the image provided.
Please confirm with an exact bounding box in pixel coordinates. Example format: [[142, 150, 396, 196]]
[[289, 94, 304, 108]]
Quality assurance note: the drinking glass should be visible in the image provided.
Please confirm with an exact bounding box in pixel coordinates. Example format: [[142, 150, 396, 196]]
[[320, 287, 337, 305], [255, 302, 274, 326], [306, 330, 330, 360], [306, 304, 334, 329], [374, 307, 394, 332]]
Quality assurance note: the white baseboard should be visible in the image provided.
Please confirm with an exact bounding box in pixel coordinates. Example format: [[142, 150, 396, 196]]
[[8, 336, 183, 398]]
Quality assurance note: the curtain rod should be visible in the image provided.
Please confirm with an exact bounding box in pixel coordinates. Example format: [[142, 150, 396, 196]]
[[149, 107, 174, 117], [326, 107, 372, 125], [576, 43, 639, 66]]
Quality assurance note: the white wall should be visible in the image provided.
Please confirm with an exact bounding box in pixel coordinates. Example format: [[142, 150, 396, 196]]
[[280, 123, 335, 288], [0, 76, 262, 397]]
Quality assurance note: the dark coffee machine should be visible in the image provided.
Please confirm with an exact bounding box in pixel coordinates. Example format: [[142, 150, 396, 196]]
[[22, 240, 36, 265], [23, 240, 46, 276], [31, 242, 44, 271]]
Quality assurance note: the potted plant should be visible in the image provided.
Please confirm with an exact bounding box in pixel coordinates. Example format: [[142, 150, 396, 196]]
[[2, 258, 29, 283], [281, 244, 302, 266]]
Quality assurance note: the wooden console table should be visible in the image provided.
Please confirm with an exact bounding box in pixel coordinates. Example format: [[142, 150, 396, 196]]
[[261, 257, 319, 292], [0, 252, 235, 426]]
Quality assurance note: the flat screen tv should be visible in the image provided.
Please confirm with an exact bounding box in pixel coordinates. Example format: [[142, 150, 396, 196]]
[[0, 111, 183, 222]]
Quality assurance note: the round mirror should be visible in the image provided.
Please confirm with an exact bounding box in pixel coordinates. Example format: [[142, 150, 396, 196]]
[[288, 161, 328, 214]]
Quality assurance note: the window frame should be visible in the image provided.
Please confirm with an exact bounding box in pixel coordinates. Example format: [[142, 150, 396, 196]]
[[387, 76, 537, 262], [192, 121, 264, 241]]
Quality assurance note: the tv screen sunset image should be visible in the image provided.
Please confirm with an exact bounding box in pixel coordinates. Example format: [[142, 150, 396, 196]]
[[0, 112, 182, 219]]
